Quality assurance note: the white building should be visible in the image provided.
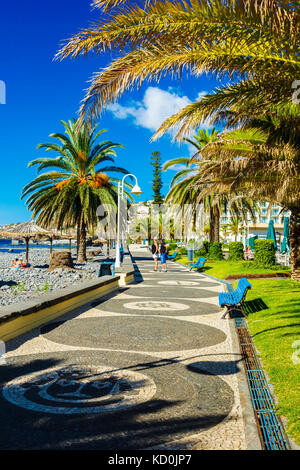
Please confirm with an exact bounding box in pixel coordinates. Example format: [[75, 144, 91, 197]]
[[220, 202, 290, 244]]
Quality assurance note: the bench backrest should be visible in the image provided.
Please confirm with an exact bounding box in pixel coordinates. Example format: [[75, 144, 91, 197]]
[[235, 277, 252, 302], [196, 257, 207, 265]]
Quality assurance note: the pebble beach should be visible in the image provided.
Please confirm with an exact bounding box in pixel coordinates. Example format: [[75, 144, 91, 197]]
[[0, 248, 102, 307]]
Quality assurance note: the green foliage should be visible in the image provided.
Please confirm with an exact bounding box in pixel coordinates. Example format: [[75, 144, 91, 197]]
[[241, 261, 289, 271], [179, 246, 187, 255], [195, 241, 209, 257], [254, 239, 276, 266], [207, 241, 223, 260], [43, 281, 50, 292], [22, 119, 131, 262], [228, 241, 244, 261], [150, 151, 164, 204], [168, 243, 177, 251]]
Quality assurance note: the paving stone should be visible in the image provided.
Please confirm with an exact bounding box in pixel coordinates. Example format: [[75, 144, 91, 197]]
[[0, 247, 248, 450]]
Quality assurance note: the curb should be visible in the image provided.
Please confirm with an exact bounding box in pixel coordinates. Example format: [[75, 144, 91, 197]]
[[200, 271, 263, 450]]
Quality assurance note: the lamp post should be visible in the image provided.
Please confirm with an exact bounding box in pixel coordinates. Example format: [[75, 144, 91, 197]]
[[115, 174, 142, 268]]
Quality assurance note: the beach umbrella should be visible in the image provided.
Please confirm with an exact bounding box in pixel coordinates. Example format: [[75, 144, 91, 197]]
[[248, 235, 258, 251], [0, 221, 53, 264], [280, 217, 290, 254], [266, 219, 277, 250]]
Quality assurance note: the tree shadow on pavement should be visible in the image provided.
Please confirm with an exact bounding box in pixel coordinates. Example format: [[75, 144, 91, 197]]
[[0, 357, 233, 450]]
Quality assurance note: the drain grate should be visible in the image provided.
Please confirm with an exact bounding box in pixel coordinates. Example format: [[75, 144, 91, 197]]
[[234, 317, 290, 450]]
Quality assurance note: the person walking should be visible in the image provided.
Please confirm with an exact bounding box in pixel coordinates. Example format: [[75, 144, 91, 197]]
[[151, 238, 159, 271], [160, 239, 168, 272]]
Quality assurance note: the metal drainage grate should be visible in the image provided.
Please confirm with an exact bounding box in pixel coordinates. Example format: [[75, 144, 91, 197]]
[[234, 317, 290, 450]]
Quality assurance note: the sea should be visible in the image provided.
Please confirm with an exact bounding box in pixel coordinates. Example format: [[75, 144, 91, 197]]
[[0, 239, 73, 253]]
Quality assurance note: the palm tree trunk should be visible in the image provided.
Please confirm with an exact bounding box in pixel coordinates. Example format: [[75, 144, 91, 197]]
[[289, 208, 300, 281], [77, 215, 87, 263], [209, 207, 220, 242], [25, 237, 29, 265]]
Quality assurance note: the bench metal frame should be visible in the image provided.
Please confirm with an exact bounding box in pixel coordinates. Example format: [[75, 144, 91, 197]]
[[219, 278, 252, 319]]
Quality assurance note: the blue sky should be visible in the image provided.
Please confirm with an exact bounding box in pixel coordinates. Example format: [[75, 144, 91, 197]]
[[0, 0, 222, 225]]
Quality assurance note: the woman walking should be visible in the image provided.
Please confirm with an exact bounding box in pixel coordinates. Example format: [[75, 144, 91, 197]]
[[160, 239, 168, 272], [151, 238, 159, 271]]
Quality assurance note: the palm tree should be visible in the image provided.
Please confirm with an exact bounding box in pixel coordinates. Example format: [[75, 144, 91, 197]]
[[22, 119, 132, 262], [55, 0, 299, 130], [55, 1, 300, 278], [163, 128, 257, 242], [222, 215, 243, 242], [194, 106, 300, 280]]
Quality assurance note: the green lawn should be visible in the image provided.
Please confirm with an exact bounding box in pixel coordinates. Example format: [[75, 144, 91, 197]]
[[175, 255, 299, 445], [175, 255, 290, 279], [246, 279, 300, 445]]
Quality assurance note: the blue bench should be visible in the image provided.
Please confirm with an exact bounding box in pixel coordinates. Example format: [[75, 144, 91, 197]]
[[168, 251, 178, 261], [189, 257, 207, 271], [219, 277, 252, 318]]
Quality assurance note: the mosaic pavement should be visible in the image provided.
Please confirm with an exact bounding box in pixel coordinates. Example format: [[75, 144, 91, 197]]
[[0, 246, 247, 450]]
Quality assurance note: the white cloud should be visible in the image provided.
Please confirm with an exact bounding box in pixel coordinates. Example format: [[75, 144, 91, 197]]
[[107, 86, 211, 136]]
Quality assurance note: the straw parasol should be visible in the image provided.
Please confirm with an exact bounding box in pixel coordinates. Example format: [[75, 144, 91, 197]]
[[0, 221, 53, 264]]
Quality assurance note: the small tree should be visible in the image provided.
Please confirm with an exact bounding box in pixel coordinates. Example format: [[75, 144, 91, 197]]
[[150, 151, 164, 204]]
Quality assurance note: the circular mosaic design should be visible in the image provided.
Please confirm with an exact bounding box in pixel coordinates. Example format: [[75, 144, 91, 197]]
[[41, 317, 226, 352], [158, 280, 200, 286], [92, 298, 219, 316], [121, 287, 217, 298], [2, 364, 156, 415], [0, 351, 234, 450], [124, 301, 190, 311]]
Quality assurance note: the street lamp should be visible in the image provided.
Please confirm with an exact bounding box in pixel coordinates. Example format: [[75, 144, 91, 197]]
[[115, 174, 143, 268]]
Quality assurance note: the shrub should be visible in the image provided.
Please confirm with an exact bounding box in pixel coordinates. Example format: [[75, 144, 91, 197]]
[[180, 246, 187, 255], [254, 239, 275, 266], [196, 240, 209, 257], [208, 241, 223, 260], [168, 243, 177, 251], [228, 241, 244, 261]]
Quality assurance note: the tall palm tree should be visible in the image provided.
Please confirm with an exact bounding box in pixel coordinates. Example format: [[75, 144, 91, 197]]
[[163, 128, 257, 242], [194, 106, 300, 280], [22, 119, 132, 262], [55, 1, 300, 278]]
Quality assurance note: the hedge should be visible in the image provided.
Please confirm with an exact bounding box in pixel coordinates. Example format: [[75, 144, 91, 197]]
[[254, 239, 276, 266], [195, 240, 209, 257], [228, 241, 244, 261], [208, 241, 223, 260]]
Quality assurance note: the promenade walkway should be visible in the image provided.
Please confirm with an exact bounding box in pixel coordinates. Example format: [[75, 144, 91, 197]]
[[0, 246, 254, 450]]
